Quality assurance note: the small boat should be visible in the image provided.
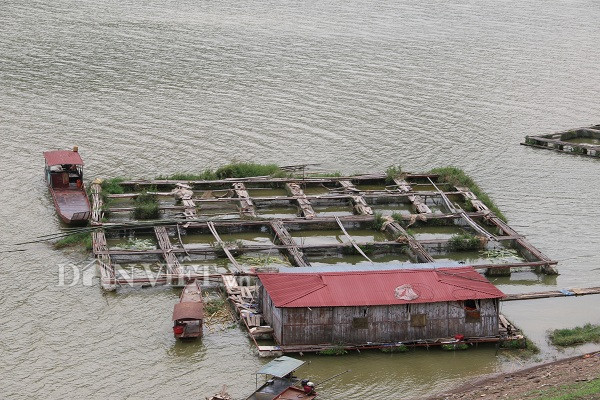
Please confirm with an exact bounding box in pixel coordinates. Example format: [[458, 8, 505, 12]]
[[172, 280, 204, 339], [246, 356, 317, 400], [44, 147, 91, 225]]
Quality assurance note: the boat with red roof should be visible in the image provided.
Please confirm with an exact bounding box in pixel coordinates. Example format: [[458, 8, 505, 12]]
[[44, 147, 91, 226]]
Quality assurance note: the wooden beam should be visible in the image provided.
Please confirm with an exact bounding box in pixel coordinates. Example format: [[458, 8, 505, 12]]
[[270, 220, 310, 268], [233, 182, 256, 218], [503, 287, 600, 301], [154, 226, 184, 276], [285, 183, 316, 219], [206, 221, 242, 272], [92, 230, 116, 291], [381, 217, 435, 263], [335, 216, 373, 263]]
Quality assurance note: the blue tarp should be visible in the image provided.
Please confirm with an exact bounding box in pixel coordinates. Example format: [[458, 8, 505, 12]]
[[256, 356, 305, 378]]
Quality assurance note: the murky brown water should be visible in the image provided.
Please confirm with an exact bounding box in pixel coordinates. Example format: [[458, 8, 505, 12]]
[[1, 0, 600, 398]]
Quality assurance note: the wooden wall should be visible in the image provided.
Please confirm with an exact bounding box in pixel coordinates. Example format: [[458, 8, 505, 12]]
[[261, 288, 499, 346]]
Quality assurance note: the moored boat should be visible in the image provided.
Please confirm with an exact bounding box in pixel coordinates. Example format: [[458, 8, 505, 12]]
[[173, 280, 204, 339], [246, 356, 317, 400], [44, 147, 91, 225]]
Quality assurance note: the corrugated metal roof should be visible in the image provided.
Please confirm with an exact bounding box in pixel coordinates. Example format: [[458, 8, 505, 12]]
[[277, 261, 462, 274], [172, 302, 204, 320], [43, 150, 84, 166], [256, 356, 305, 377], [258, 267, 504, 308]]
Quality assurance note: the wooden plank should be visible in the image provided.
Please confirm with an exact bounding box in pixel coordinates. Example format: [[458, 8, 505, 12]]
[[382, 217, 435, 263], [502, 287, 600, 301], [393, 177, 413, 193], [270, 220, 311, 268], [233, 182, 256, 218], [351, 195, 373, 215], [335, 216, 373, 263], [154, 226, 184, 276], [339, 180, 360, 192], [92, 230, 117, 291], [90, 182, 103, 223], [285, 183, 316, 219], [207, 222, 242, 272], [407, 194, 432, 214]]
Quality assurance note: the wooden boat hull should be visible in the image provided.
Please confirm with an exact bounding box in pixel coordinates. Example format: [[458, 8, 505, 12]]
[[274, 387, 317, 399], [49, 188, 91, 225]]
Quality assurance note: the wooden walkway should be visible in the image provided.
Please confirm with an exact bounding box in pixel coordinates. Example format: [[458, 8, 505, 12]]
[[270, 220, 311, 268], [90, 182, 116, 290], [154, 226, 184, 277], [503, 287, 600, 301]]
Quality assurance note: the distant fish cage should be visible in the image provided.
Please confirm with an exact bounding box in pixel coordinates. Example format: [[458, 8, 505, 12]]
[[522, 124, 600, 157]]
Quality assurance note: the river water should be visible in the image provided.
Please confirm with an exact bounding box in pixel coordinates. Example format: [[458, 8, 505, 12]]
[[1, 0, 600, 398]]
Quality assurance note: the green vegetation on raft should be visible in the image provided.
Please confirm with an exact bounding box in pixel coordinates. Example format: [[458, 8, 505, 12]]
[[380, 344, 409, 353], [100, 177, 125, 194], [441, 343, 469, 351], [317, 346, 348, 356], [132, 191, 160, 220], [156, 162, 289, 181], [54, 232, 93, 251], [448, 233, 485, 251], [372, 212, 386, 230], [385, 164, 403, 184], [306, 171, 342, 177], [549, 323, 600, 347], [155, 170, 217, 181], [429, 166, 507, 222]]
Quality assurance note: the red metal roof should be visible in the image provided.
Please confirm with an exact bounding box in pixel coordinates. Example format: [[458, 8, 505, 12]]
[[43, 150, 84, 166], [258, 267, 504, 308]]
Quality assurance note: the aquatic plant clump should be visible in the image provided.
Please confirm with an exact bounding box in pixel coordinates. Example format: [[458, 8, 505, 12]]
[[448, 233, 484, 251], [549, 323, 600, 347], [132, 192, 160, 220], [429, 167, 507, 222], [204, 297, 228, 315]]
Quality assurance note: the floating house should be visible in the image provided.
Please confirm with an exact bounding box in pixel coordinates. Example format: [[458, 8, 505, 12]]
[[258, 266, 504, 348]]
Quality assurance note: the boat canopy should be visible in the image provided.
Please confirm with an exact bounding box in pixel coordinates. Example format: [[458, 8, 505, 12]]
[[172, 302, 204, 321], [256, 356, 305, 378], [44, 150, 84, 166]]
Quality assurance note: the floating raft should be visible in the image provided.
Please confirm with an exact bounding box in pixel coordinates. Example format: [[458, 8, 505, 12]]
[[89, 172, 558, 291], [522, 124, 600, 157]]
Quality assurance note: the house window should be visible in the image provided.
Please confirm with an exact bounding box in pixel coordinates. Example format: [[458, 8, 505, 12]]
[[464, 300, 481, 322], [410, 314, 427, 327], [352, 317, 368, 329]]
